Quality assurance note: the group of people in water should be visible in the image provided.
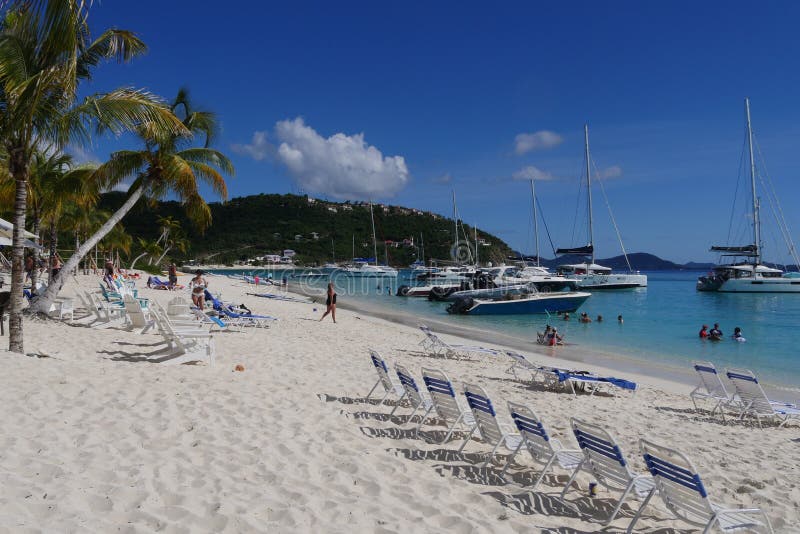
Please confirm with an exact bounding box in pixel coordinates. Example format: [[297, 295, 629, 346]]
[[561, 311, 624, 324], [699, 323, 746, 342]]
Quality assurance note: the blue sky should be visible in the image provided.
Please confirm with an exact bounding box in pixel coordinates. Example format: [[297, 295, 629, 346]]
[[80, 1, 800, 264]]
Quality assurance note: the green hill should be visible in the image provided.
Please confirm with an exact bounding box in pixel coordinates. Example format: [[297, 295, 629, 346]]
[[98, 192, 514, 267]]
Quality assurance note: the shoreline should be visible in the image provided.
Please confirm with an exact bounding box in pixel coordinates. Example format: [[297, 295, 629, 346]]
[[285, 278, 800, 400]]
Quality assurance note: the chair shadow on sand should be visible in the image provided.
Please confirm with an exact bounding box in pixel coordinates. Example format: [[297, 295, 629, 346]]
[[395, 348, 479, 362], [654, 405, 784, 429]]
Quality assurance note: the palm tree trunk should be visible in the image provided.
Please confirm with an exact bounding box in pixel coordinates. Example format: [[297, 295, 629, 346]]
[[154, 246, 172, 266], [47, 222, 57, 283], [8, 152, 29, 353], [129, 252, 149, 270], [29, 216, 41, 293], [32, 186, 145, 314]]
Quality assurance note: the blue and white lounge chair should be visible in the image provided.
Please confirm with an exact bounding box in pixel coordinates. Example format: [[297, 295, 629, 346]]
[[458, 383, 522, 467], [561, 418, 654, 525], [725, 368, 800, 428], [390, 364, 434, 430], [627, 439, 774, 533], [539, 366, 637, 396], [690, 361, 738, 420], [417, 367, 476, 443], [500, 401, 583, 489], [365, 350, 405, 406], [504, 350, 544, 382]]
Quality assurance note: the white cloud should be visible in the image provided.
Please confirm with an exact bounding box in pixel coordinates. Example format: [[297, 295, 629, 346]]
[[66, 145, 100, 164], [596, 165, 623, 179], [274, 118, 410, 200], [231, 131, 272, 161], [432, 172, 452, 184], [512, 166, 555, 182], [514, 130, 563, 155]]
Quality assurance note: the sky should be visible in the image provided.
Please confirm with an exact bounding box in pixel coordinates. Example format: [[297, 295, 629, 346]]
[[77, 1, 800, 264]]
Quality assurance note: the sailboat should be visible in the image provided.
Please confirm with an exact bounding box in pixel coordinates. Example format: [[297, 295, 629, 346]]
[[697, 98, 800, 293], [343, 202, 398, 277], [555, 125, 647, 289]]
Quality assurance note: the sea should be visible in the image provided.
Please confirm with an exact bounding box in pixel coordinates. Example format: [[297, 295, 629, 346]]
[[213, 268, 800, 390]]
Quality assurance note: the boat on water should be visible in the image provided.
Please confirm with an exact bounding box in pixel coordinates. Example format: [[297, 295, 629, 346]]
[[342, 202, 398, 277], [555, 124, 647, 290], [697, 98, 800, 293], [446, 287, 591, 315]]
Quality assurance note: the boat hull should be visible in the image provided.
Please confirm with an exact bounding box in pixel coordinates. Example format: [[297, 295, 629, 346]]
[[697, 277, 800, 293], [573, 273, 647, 289], [450, 292, 591, 315]]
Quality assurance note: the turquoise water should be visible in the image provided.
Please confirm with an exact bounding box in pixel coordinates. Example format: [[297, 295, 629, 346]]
[[218, 269, 800, 388]]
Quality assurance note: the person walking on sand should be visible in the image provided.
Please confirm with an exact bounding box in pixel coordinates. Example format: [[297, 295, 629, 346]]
[[320, 282, 337, 323]]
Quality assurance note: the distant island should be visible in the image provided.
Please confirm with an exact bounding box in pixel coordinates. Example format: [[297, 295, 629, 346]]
[[100, 192, 721, 270]]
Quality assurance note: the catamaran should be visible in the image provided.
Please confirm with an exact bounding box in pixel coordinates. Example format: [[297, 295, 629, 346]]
[[697, 98, 800, 293], [555, 125, 647, 289]]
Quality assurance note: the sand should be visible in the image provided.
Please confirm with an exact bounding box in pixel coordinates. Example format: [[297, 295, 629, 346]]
[[0, 273, 796, 533]]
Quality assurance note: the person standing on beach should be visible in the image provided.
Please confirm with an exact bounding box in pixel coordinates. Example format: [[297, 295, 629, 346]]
[[320, 282, 337, 323], [168, 263, 178, 290]]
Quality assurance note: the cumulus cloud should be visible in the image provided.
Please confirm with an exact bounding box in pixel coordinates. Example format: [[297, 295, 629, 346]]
[[432, 172, 453, 184], [512, 166, 555, 182], [231, 131, 273, 161], [596, 165, 623, 179], [274, 118, 410, 200], [514, 130, 563, 155]]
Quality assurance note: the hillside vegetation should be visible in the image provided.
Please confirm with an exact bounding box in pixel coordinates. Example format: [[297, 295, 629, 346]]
[[98, 193, 514, 267]]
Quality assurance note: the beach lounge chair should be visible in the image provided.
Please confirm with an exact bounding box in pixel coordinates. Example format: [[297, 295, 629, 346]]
[[123, 295, 154, 334], [152, 310, 215, 365], [538, 366, 637, 396], [560, 418, 654, 525], [627, 439, 774, 533], [500, 401, 583, 489], [390, 364, 434, 429], [458, 383, 522, 467], [218, 307, 275, 327], [418, 367, 476, 443], [419, 326, 498, 360], [505, 350, 544, 382], [365, 350, 405, 405], [725, 368, 800, 428], [690, 361, 738, 420]]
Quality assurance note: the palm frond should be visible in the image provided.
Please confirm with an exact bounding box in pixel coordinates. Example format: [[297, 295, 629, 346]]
[[77, 28, 147, 79]]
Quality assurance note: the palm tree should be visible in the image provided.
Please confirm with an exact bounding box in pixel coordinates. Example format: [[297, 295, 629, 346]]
[[129, 237, 163, 271], [33, 88, 233, 313], [0, 1, 185, 352]]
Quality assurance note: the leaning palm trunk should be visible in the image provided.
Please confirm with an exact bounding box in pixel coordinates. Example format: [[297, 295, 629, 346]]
[[129, 252, 149, 271], [154, 246, 172, 266], [32, 187, 145, 314], [47, 222, 57, 283], [8, 159, 29, 353], [29, 217, 41, 292]]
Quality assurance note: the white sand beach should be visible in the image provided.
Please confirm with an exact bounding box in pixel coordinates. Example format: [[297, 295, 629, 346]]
[[0, 274, 797, 533]]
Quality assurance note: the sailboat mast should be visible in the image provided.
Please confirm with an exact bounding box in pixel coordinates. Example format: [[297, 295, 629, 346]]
[[745, 98, 760, 263], [530, 179, 540, 266], [420, 233, 424, 264], [474, 226, 479, 266], [369, 202, 378, 265], [452, 190, 459, 261], [584, 124, 595, 265]]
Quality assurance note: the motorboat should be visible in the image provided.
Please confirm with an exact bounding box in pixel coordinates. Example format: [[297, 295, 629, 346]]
[[446, 287, 591, 315]]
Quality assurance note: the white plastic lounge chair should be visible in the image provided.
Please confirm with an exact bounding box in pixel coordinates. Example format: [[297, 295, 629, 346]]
[[420, 327, 498, 360], [390, 364, 434, 429], [561, 418, 654, 525], [417, 367, 476, 443], [725, 368, 800, 428], [690, 361, 738, 420], [86, 291, 125, 328], [418, 324, 436, 352], [152, 310, 215, 365], [364, 350, 405, 406], [627, 439, 774, 533], [123, 295, 154, 334], [504, 350, 544, 382], [500, 401, 583, 489], [458, 383, 522, 467]]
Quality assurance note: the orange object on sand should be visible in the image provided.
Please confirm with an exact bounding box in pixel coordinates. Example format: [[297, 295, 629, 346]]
[[234, 364, 245, 372]]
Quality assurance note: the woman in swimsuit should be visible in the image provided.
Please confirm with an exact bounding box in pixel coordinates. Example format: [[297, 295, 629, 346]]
[[319, 282, 337, 323], [190, 271, 208, 308]]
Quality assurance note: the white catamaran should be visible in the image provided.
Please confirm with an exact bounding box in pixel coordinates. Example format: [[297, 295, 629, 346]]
[[696, 98, 800, 293], [555, 124, 647, 289], [343, 202, 398, 277]]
